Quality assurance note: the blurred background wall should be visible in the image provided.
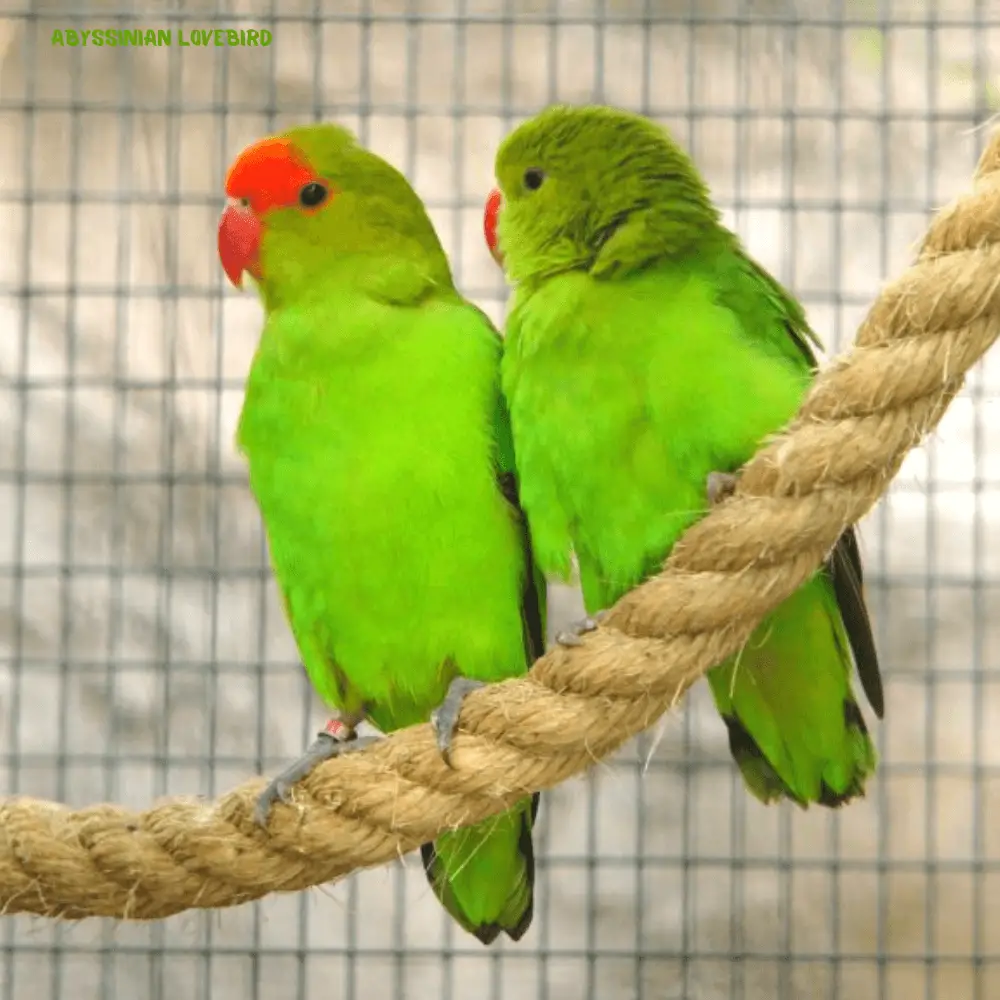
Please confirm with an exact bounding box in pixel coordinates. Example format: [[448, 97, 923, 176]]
[[2, 1, 1000, 997]]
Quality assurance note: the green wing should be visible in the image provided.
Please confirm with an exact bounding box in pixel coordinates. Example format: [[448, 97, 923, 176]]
[[717, 248, 823, 371], [715, 249, 884, 721]]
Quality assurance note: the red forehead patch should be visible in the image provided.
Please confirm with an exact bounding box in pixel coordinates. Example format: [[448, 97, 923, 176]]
[[224, 136, 319, 215]]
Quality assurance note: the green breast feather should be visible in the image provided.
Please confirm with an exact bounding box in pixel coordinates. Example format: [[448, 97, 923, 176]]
[[239, 278, 544, 942]]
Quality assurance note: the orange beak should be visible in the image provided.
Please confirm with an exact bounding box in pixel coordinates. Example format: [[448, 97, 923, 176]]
[[484, 187, 504, 267], [218, 201, 262, 288]]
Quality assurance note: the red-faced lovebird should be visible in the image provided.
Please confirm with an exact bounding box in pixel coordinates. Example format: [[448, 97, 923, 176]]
[[482, 105, 883, 808], [218, 122, 544, 942]]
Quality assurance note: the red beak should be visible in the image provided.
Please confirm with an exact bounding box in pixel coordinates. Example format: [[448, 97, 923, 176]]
[[484, 187, 504, 267], [218, 202, 262, 288]]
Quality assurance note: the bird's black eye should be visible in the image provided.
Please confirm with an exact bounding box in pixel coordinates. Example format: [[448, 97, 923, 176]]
[[299, 182, 328, 208], [523, 168, 545, 191]]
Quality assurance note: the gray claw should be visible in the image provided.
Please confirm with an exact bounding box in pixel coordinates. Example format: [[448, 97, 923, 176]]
[[555, 609, 608, 647], [431, 676, 487, 766], [706, 471, 739, 506], [254, 729, 379, 828]]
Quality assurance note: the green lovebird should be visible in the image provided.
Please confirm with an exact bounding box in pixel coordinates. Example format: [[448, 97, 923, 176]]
[[217, 123, 544, 943], [481, 105, 884, 808]]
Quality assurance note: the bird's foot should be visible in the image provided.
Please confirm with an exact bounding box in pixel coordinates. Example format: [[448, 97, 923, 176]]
[[706, 471, 739, 507], [254, 715, 378, 828], [555, 609, 608, 647], [430, 676, 487, 766]]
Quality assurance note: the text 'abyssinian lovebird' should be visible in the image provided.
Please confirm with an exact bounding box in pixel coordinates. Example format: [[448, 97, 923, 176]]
[[483, 105, 884, 809], [218, 123, 544, 943]]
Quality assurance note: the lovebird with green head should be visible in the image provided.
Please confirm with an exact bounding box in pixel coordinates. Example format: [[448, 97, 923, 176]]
[[218, 122, 544, 943], [482, 105, 884, 808]]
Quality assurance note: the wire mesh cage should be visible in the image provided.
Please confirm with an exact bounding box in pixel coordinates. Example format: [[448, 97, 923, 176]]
[[2, 1, 1000, 998]]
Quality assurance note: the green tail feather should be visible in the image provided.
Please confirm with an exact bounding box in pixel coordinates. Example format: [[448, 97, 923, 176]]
[[420, 793, 539, 944], [719, 698, 876, 807], [706, 568, 879, 808]]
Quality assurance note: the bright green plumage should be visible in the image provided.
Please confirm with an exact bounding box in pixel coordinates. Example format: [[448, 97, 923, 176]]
[[491, 105, 883, 808], [231, 124, 544, 941]]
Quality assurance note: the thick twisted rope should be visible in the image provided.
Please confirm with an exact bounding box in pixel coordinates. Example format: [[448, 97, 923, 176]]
[[3, 138, 1000, 924]]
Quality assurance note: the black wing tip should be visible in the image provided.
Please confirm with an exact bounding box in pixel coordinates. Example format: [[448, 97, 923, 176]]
[[495, 468, 546, 664], [419, 841, 437, 876], [829, 529, 885, 720], [502, 792, 540, 942], [843, 697, 869, 736], [868, 678, 886, 720]]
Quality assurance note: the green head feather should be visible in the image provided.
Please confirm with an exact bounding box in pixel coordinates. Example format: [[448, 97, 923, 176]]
[[493, 104, 726, 285]]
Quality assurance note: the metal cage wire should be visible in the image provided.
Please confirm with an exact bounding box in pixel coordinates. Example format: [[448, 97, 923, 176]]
[[1, 2, 1000, 998]]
